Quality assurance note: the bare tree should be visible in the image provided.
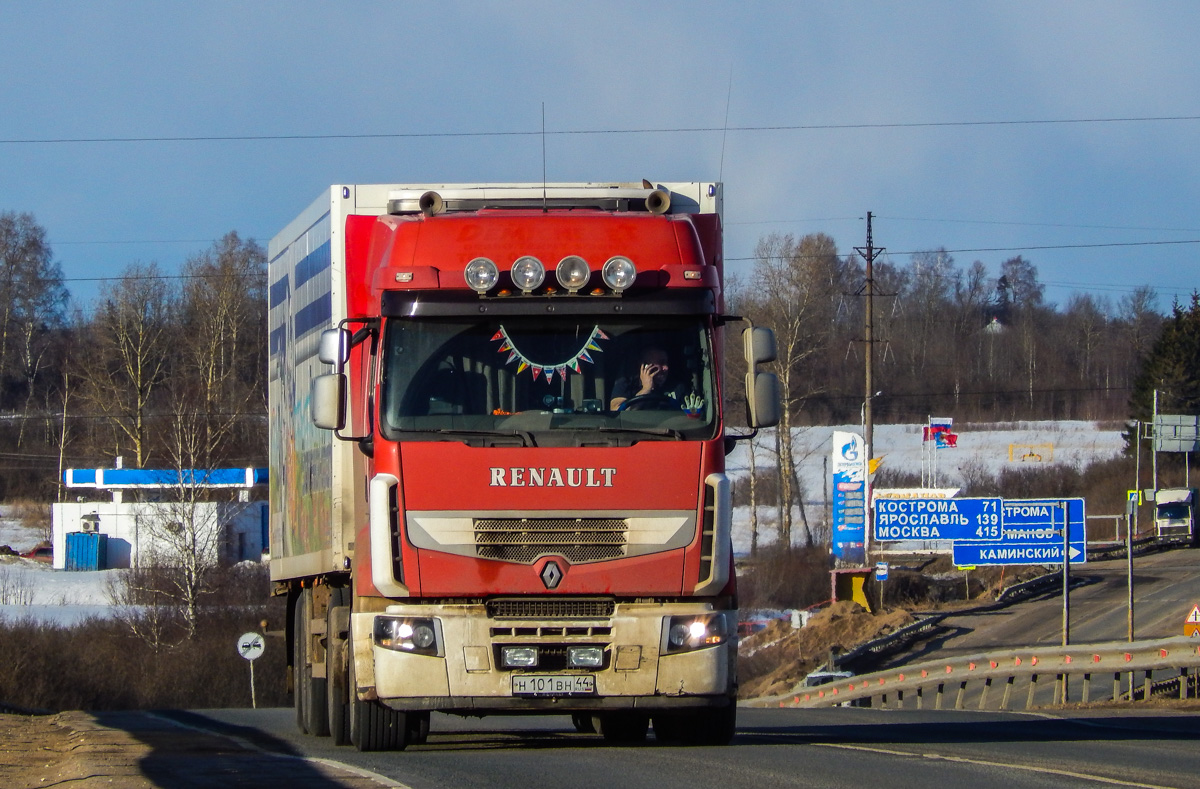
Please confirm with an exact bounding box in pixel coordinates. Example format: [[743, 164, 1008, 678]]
[[136, 391, 248, 639], [178, 232, 267, 464], [79, 263, 174, 467], [747, 233, 847, 547]]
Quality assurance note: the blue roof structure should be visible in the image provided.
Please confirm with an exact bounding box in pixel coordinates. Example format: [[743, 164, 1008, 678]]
[[64, 467, 268, 489]]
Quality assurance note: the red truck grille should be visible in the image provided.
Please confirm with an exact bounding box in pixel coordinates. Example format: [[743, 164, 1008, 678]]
[[474, 517, 627, 564]]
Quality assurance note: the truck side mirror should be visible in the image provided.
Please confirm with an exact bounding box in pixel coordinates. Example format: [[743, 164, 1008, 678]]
[[745, 371, 781, 428], [318, 328, 351, 369], [311, 373, 346, 431], [743, 326, 777, 365], [741, 325, 780, 428]]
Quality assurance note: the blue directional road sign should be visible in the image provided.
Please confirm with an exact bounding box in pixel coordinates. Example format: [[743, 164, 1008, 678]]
[[874, 497, 1002, 542], [952, 498, 1087, 566]]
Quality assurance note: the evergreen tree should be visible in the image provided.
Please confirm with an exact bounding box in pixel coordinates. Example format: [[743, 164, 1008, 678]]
[[1128, 293, 1200, 450]]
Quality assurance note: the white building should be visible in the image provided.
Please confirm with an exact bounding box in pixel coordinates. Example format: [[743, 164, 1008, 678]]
[[52, 465, 268, 570]]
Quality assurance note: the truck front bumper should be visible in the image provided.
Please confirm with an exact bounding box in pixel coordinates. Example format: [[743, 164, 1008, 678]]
[[351, 600, 737, 714]]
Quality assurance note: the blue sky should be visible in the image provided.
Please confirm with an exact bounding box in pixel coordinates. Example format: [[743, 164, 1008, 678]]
[[3, 1, 1199, 311]]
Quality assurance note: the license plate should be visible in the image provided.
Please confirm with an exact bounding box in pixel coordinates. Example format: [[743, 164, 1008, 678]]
[[511, 674, 596, 696]]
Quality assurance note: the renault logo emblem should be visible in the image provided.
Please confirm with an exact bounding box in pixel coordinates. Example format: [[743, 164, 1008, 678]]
[[540, 560, 564, 590]]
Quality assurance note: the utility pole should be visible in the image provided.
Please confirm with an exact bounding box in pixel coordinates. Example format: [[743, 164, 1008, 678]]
[[855, 213, 884, 561]]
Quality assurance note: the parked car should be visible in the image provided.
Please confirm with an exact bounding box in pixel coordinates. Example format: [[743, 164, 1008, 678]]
[[21, 543, 52, 563], [802, 670, 855, 688]]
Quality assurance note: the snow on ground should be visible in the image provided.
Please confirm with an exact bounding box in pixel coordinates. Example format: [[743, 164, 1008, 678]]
[[0, 512, 44, 554], [0, 557, 125, 626], [0, 422, 1126, 623], [726, 420, 1125, 554]]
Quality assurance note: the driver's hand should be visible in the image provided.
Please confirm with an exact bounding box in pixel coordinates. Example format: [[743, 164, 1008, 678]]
[[639, 363, 663, 392]]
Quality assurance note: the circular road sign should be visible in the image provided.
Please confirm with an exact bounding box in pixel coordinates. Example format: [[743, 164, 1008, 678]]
[[237, 632, 265, 661]]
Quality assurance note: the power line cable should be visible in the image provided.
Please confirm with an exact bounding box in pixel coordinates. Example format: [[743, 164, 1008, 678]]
[[6, 113, 1200, 146]]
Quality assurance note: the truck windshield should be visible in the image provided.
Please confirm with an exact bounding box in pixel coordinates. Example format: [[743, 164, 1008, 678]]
[[379, 315, 718, 445], [1158, 503, 1191, 519]]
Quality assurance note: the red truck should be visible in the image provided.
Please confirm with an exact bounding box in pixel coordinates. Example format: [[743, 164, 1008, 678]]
[[268, 182, 779, 750]]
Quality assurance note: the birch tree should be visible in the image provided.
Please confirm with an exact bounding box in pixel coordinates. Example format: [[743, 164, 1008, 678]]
[[80, 263, 173, 467], [747, 233, 847, 548]]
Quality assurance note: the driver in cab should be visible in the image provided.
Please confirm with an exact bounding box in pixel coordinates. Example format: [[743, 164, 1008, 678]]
[[609, 346, 689, 411]]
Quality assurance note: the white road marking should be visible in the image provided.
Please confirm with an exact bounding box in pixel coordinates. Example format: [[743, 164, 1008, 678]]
[[146, 712, 411, 789], [814, 742, 1182, 789]]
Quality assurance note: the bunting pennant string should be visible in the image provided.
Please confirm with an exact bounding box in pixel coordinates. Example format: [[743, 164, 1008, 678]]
[[492, 325, 608, 382]]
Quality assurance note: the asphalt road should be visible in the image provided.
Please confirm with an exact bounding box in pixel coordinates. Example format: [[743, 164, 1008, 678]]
[[127, 547, 1200, 787], [173, 706, 1200, 789], [888, 546, 1200, 666]]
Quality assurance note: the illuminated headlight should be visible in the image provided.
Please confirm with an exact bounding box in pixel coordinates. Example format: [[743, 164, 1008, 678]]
[[374, 615, 441, 656], [511, 256, 546, 292], [464, 257, 499, 293], [602, 256, 636, 293], [663, 614, 728, 653], [555, 255, 590, 293], [501, 646, 539, 668], [567, 647, 604, 668]]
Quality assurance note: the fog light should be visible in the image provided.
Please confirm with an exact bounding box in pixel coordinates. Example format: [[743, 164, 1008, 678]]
[[555, 255, 590, 293], [464, 257, 499, 293], [602, 256, 636, 293], [567, 647, 604, 668], [502, 646, 538, 668], [511, 256, 546, 292]]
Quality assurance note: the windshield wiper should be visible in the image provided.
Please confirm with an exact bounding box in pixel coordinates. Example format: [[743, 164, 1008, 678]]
[[594, 426, 683, 441], [425, 429, 536, 447]]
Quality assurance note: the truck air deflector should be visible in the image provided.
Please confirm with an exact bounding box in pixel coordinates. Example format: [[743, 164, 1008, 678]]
[[370, 473, 409, 597], [380, 290, 715, 318], [693, 473, 731, 595]]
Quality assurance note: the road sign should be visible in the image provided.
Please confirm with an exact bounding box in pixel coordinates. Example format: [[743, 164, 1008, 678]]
[[952, 498, 1087, 566], [1000, 498, 1086, 536], [952, 540, 1085, 566], [874, 562, 889, 581], [237, 632, 265, 661], [1186, 605, 1200, 638], [874, 497, 1002, 542]]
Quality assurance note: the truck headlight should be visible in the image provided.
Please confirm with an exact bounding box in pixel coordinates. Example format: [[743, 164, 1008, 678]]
[[663, 614, 728, 653], [374, 615, 441, 656]]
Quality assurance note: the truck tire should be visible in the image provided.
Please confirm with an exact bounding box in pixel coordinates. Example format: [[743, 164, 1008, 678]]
[[294, 589, 329, 737], [348, 646, 408, 751], [592, 712, 648, 744], [326, 587, 351, 745]]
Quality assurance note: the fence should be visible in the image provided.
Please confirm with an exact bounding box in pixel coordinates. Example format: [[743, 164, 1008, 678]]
[[755, 636, 1200, 710]]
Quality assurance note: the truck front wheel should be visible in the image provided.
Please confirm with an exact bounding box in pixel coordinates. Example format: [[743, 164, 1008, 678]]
[[348, 645, 409, 751]]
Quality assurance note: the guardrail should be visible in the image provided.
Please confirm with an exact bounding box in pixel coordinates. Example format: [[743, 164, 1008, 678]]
[[752, 636, 1200, 710]]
